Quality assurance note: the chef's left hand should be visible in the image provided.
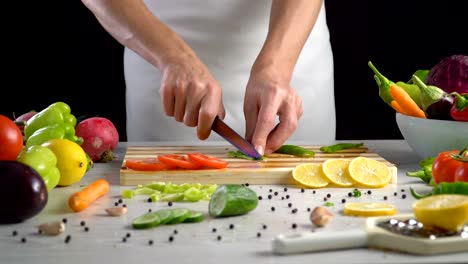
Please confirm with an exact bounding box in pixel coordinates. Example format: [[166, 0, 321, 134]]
[[244, 66, 303, 156]]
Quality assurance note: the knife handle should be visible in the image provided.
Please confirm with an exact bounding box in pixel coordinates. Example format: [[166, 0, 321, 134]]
[[272, 229, 368, 255]]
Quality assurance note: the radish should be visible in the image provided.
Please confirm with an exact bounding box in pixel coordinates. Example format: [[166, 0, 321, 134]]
[[75, 117, 119, 163], [14, 111, 37, 132]]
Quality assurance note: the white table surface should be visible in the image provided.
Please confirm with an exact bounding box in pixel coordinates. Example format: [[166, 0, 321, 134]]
[[1, 140, 467, 264]]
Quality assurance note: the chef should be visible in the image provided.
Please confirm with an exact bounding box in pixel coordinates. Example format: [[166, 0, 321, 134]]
[[80, 0, 335, 155]]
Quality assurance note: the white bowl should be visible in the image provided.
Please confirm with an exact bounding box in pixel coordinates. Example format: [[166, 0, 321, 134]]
[[395, 113, 468, 159]]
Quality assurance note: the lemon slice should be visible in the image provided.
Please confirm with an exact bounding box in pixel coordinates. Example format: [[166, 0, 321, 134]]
[[321, 159, 354, 187], [292, 163, 329, 188], [343, 202, 397, 217], [412, 194, 468, 232], [347, 157, 391, 188]]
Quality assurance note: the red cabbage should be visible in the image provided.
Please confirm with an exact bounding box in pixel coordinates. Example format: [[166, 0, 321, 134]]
[[426, 54, 468, 94]]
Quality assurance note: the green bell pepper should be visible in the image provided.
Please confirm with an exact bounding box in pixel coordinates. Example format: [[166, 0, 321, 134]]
[[17, 145, 61, 192], [24, 102, 78, 141], [25, 123, 82, 148]]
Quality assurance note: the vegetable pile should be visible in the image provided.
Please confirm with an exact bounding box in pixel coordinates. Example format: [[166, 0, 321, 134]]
[[368, 54, 468, 121]]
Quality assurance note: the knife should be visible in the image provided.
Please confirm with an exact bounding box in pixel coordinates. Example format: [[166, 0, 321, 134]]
[[211, 116, 262, 159]]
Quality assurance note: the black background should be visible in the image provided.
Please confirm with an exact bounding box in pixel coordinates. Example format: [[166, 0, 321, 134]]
[[2, 0, 466, 142]]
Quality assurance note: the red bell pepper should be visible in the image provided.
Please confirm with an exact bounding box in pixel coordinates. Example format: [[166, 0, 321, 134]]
[[450, 93, 468, 121]]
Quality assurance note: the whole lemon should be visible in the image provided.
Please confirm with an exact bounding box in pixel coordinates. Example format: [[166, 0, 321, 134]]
[[42, 139, 88, 186]]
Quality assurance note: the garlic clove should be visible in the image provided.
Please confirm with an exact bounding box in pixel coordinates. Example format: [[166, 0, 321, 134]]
[[105, 207, 128, 216], [38, 221, 66, 236]]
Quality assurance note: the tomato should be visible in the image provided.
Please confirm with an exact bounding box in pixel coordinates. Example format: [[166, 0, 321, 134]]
[[432, 149, 468, 184], [0, 114, 24, 160], [187, 153, 229, 169], [157, 154, 203, 170], [125, 158, 176, 171]]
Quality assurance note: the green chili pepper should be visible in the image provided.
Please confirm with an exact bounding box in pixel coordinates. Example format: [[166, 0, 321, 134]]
[[319, 143, 364, 153], [24, 102, 78, 140], [274, 145, 315, 157], [16, 145, 61, 192], [368, 61, 423, 108], [227, 150, 263, 160], [406, 156, 435, 184], [410, 182, 468, 199], [25, 123, 82, 148]]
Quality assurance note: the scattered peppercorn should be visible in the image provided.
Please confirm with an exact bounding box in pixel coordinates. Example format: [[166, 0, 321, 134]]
[[21, 237, 26, 243], [168, 202, 173, 207], [288, 202, 292, 208], [217, 235, 222, 241], [62, 218, 68, 224], [348, 192, 353, 197], [402, 194, 407, 199], [147, 198, 152, 203], [383, 196, 388, 200], [245, 183, 249, 186], [148, 240, 153, 245], [291, 208, 298, 214], [229, 224, 235, 230], [84, 227, 90, 232], [281, 197, 284, 200], [326, 193, 331, 198], [401, 189, 405, 192], [126, 233, 131, 238], [307, 208, 311, 212], [212, 228, 217, 233], [292, 223, 297, 229], [367, 190, 372, 195], [148, 209, 152, 212], [258, 196, 263, 200], [268, 195, 272, 199], [271, 206, 275, 212], [80, 221, 86, 226], [312, 190, 316, 194], [118, 199, 123, 203], [301, 188, 305, 193], [173, 229, 178, 235], [394, 192, 398, 196], [341, 199, 346, 203], [286, 195, 290, 199], [284, 187, 288, 192], [12, 230, 17, 236], [65, 235, 71, 244], [274, 191, 278, 196], [323, 197, 327, 201], [122, 237, 127, 242], [269, 189, 273, 193], [257, 232, 261, 238], [262, 224, 267, 230], [114, 202, 119, 206], [122, 204, 127, 208], [169, 236, 174, 242]]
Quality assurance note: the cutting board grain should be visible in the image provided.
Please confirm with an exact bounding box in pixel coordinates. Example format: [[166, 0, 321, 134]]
[[120, 145, 397, 186]]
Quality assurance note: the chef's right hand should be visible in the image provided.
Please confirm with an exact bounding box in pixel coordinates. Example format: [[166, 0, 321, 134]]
[[159, 54, 225, 140]]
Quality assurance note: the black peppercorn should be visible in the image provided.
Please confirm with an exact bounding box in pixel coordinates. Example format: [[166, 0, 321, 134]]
[[229, 224, 234, 230], [174, 229, 178, 234], [65, 235, 71, 244], [292, 223, 297, 229], [269, 189, 273, 193], [147, 197, 152, 203], [126, 233, 131, 238], [284, 187, 288, 192], [122, 237, 127, 243], [341, 199, 346, 203], [301, 189, 305, 193], [393, 192, 398, 196], [348, 192, 352, 197], [383, 196, 388, 200], [326, 193, 331, 198], [148, 209, 152, 212], [217, 235, 222, 241], [212, 228, 217, 233], [118, 199, 123, 203], [12, 230, 17, 236], [262, 224, 267, 230], [323, 197, 327, 201], [367, 190, 372, 195], [274, 191, 278, 196], [122, 204, 127, 208], [268, 194, 272, 199], [169, 236, 174, 242], [257, 232, 261, 238], [401, 189, 405, 192], [80, 221, 86, 226], [245, 183, 249, 186], [402, 194, 407, 199], [307, 208, 311, 212], [148, 240, 153, 245], [281, 197, 284, 200], [312, 190, 316, 194], [292, 208, 297, 214], [288, 202, 292, 208], [168, 201, 173, 206], [258, 196, 263, 200], [21, 237, 26, 243], [62, 218, 68, 224], [271, 206, 275, 212], [84, 227, 90, 232], [286, 195, 290, 199], [114, 202, 119, 206]]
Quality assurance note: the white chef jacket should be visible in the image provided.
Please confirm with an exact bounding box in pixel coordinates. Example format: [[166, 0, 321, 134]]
[[124, 0, 335, 144]]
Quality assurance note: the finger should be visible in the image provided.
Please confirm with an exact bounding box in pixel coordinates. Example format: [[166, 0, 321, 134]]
[[243, 99, 259, 143], [264, 110, 298, 155], [160, 79, 175, 117], [296, 94, 303, 119], [173, 82, 187, 122], [251, 103, 279, 155], [218, 101, 226, 120], [197, 86, 222, 140], [183, 82, 204, 127]]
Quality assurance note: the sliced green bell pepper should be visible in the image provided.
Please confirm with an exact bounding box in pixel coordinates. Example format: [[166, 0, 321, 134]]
[[24, 102, 78, 140], [17, 145, 61, 192]]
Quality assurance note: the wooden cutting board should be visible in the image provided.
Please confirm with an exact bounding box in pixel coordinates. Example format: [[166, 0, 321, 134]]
[[120, 145, 397, 186]]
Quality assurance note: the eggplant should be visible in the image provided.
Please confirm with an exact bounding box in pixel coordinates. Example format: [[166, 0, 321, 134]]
[[425, 94, 455, 120], [0, 161, 48, 224], [412, 75, 455, 120]]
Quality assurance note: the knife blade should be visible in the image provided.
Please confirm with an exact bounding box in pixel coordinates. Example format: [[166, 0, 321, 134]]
[[211, 116, 262, 159]]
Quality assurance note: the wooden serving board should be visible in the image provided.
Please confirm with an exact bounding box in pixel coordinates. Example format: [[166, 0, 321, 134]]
[[120, 145, 397, 186]]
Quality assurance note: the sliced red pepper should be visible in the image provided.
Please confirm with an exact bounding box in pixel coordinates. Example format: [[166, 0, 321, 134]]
[[187, 153, 229, 169], [450, 93, 468, 121], [125, 158, 177, 171], [157, 154, 204, 170]]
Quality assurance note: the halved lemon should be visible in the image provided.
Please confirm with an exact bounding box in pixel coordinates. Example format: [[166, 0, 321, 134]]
[[343, 202, 397, 217], [412, 194, 468, 232], [292, 163, 329, 188], [321, 159, 353, 187], [347, 157, 391, 188]]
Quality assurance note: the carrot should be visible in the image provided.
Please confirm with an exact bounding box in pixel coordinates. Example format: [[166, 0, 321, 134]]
[[390, 100, 409, 115], [68, 179, 110, 212], [390, 84, 426, 118]]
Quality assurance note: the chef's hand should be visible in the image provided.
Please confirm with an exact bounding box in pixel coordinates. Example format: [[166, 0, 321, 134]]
[[159, 54, 225, 140], [244, 66, 303, 156]]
